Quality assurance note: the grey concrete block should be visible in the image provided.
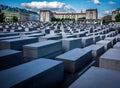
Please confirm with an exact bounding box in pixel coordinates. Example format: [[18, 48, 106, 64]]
[[55, 48, 93, 73], [92, 35, 100, 43], [113, 42, 120, 49], [0, 58, 64, 88], [40, 34, 62, 41], [81, 36, 94, 48], [0, 49, 23, 71], [96, 40, 112, 50], [62, 38, 82, 52], [83, 44, 105, 57], [69, 66, 120, 88], [23, 40, 62, 59], [0, 36, 20, 41], [105, 37, 117, 45], [100, 48, 120, 71], [0, 37, 38, 50], [100, 35, 105, 40], [0, 32, 19, 37]]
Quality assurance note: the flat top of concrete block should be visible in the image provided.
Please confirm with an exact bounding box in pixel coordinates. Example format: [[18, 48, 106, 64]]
[[1, 37, 37, 42], [0, 32, 19, 35], [99, 35, 105, 36], [62, 38, 81, 41], [96, 40, 111, 44], [114, 42, 120, 47], [81, 36, 93, 39], [69, 66, 120, 88], [105, 37, 116, 40], [0, 58, 63, 88], [28, 33, 44, 36], [100, 48, 120, 61], [0, 49, 21, 57], [0, 36, 19, 40], [43, 34, 60, 38], [84, 44, 104, 51], [23, 40, 61, 48], [56, 48, 90, 61]]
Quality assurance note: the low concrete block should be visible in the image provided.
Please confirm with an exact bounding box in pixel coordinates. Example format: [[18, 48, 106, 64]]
[[0, 37, 38, 50], [83, 44, 105, 57], [113, 42, 120, 49], [105, 37, 117, 45], [81, 36, 93, 48], [100, 48, 120, 71], [62, 38, 82, 52], [0, 58, 64, 88], [0, 49, 23, 71], [55, 48, 93, 73], [23, 40, 62, 60], [69, 66, 120, 88], [96, 40, 112, 50]]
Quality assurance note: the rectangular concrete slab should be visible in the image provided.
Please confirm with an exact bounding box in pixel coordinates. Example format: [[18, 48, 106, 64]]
[[62, 38, 82, 52], [105, 37, 116, 45], [100, 48, 120, 71], [0, 37, 38, 50], [23, 40, 62, 59], [92, 35, 100, 43], [55, 48, 93, 73], [0, 35, 20, 41], [0, 49, 23, 71], [81, 36, 93, 48], [83, 44, 105, 57], [96, 40, 112, 50], [69, 66, 120, 88], [113, 42, 120, 49], [0, 58, 64, 88]]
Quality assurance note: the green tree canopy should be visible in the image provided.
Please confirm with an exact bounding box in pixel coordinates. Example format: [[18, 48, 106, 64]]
[[115, 13, 120, 22], [12, 16, 18, 22], [0, 12, 5, 22]]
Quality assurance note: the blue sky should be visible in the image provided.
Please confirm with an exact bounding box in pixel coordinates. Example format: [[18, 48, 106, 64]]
[[0, 0, 120, 18]]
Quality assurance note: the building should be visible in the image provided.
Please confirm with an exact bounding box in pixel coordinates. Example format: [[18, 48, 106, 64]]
[[112, 8, 120, 21], [40, 10, 53, 22], [102, 15, 112, 22], [0, 4, 39, 22], [86, 9, 98, 19], [40, 9, 98, 22]]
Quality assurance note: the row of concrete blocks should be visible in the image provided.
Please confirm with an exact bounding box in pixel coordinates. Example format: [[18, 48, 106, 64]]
[[0, 30, 41, 37], [68, 42, 120, 88], [0, 35, 101, 51], [0, 37, 104, 72], [0, 34, 119, 71]]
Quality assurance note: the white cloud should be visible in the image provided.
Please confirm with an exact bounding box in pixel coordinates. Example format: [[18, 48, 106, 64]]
[[93, 0, 101, 5], [104, 10, 112, 15], [108, 1, 116, 5], [21, 1, 76, 12]]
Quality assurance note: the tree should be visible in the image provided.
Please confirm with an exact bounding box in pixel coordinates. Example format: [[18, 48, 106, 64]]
[[0, 12, 5, 22], [115, 13, 120, 22], [12, 16, 18, 22]]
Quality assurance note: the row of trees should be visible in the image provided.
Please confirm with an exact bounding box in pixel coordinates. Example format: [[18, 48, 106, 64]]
[[115, 13, 120, 22], [0, 13, 5, 22], [0, 12, 18, 23], [51, 17, 75, 22]]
